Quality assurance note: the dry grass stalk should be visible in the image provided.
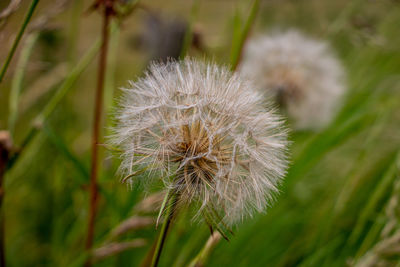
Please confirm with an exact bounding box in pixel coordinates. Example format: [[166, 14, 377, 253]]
[[92, 239, 147, 262], [0, 131, 13, 267], [133, 191, 166, 214], [110, 216, 155, 238]]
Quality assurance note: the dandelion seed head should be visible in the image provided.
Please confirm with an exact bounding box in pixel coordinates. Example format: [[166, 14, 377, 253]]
[[240, 30, 346, 129], [111, 58, 288, 225]]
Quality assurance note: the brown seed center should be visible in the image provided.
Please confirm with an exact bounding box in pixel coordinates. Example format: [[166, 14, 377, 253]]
[[167, 121, 231, 187]]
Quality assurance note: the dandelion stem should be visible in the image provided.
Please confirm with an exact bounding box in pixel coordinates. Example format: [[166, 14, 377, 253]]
[[0, 0, 40, 83], [85, 2, 112, 265], [151, 191, 178, 267], [188, 232, 222, 267]]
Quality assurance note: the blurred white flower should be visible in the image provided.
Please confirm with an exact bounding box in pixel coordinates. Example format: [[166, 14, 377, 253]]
[[111, 58, 288, 226], [240, 30, 346, 130]]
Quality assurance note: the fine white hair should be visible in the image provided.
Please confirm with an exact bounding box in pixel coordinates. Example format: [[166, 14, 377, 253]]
[[240, 30, 346, 130]]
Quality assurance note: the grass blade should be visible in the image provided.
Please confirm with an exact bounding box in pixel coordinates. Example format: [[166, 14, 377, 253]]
[[7, 34, 109, 170], [8, 33, 39, 136], [229, 0, 259, 71], [0, 0, 40, 83], [348, 151, 400, 244]]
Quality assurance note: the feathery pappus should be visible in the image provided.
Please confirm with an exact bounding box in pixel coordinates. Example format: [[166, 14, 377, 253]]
[[111, 58, 288, 228], [240, 30, 346, 130]]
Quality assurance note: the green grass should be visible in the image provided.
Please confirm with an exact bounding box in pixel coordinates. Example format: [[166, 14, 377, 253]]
[[0, 0, 399, 266]]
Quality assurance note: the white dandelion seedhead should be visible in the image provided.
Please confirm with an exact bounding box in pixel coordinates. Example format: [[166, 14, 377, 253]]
[[240, 30, 346, 130], [112, 58, 288, 226]]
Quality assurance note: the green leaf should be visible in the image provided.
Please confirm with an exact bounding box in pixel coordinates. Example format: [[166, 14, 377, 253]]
[[348, 150, 400, 244], [229, 0, 259, 71], [0, 0, 40, 83], [8, 33, 39, 136]]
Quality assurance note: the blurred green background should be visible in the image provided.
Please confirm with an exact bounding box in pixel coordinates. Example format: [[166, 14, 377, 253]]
[[0, 0, 400, 266]]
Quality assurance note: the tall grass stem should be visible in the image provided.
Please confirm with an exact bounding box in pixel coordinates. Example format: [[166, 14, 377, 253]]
[[188, 232, 222, 267], [8, 33, 38, 136], [0, 136, 11, 267], [7, 34, 104, 171], [0, 0, 40, 83], [229, 0, 259, 71]]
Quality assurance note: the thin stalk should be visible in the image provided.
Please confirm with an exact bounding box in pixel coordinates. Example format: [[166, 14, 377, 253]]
[[6, 36, 103, 171], [188, 232, 222, 267], [348, 151, 400, 245], [334, 110, 390, 214], [0, 0, 40, 83], [230, 0, 259, 71], [151, 192, 178, 267], [8, 33, 39, 136], [0, 132, 12, 267], [1, 33, 38, 267], [85, 4, 112, 265], [0, 164, 6, 267], [0, 216, 4, 267]]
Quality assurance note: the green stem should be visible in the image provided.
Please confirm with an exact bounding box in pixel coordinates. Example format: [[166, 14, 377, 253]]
[[229, 0, 259, 71], [151, 192, 178, 267], [0, 0, 40, 83], [8, 33, 39, 136], [333, 110, 389, 214], [348, 151, 400, 245], [188, 232, 222, 267], [6, 33, 107, 172]]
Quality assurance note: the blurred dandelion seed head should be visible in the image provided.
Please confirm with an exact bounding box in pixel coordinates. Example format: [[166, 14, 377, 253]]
[[111, 58, 288, 225], [240, 30, 346, 130]]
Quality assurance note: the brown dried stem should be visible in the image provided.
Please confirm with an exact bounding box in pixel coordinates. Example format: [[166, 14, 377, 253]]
[[92, 239, 147, 262], [85, 1, 113, 266], [0, 131, 13, 267]]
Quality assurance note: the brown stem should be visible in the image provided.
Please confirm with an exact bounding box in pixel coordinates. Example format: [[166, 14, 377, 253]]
[[0, 131, 12, 267], [0, 165, 6, 267], [85, 2, 112, 266]]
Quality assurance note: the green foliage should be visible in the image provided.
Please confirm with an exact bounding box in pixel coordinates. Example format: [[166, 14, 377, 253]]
[[1, 0, 399, 266]]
